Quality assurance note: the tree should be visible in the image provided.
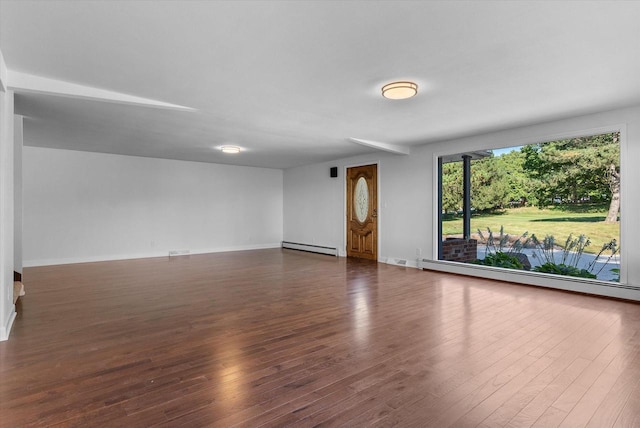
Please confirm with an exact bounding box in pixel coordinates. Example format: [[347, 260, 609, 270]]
[[470, 156, 511, 211], [522, 132, 620, 221], [499, 149, 536, 206], [441, 154, 517, 214], [441, 162, 463, 213], [605, 163, 620, 223]]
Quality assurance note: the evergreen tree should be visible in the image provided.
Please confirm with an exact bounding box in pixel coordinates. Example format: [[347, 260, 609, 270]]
[[522, 132, 619, 221], [440, 132, 620, 222]]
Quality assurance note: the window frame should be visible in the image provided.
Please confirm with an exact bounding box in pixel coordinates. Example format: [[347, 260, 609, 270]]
[[431, 124, 629, 288]]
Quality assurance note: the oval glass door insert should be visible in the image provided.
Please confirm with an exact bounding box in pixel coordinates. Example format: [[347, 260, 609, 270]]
[[354, 177, 369, 222]]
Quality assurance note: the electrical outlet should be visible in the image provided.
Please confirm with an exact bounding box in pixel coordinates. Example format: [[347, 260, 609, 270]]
[[416, 248, 422, 257]]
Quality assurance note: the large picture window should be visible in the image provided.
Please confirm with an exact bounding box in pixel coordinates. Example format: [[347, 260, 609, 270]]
[[438, 132, 621, 283]]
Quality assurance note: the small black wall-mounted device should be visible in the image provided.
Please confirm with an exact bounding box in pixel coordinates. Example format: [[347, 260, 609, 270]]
[[330, 166, 338, 178]]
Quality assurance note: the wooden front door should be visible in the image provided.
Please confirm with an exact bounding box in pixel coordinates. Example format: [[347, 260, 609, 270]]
[[346, 164, 377, 260]]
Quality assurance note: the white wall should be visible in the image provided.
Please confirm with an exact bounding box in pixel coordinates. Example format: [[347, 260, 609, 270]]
[[0, 46, 16, 340], [23, 148, 283, 266], [284, 154, 431, 265], [14, 116, 22, 276], [284, 104, 640, 300]]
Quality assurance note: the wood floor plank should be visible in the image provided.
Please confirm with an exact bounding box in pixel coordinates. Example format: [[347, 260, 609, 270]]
[[560, 344, 640, 427], [531, 405, 569, 428], [375, 298, 617, 427], [586, 356, 640, 428], [504, 357, 591, 428], [0, 249, 639, 427], [613, 374, 640, 428], [480, 310, 630, 427], [552, 333, 634, 415]]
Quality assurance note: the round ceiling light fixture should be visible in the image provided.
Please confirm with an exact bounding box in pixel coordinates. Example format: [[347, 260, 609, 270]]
[[381, 81, 418, 100], [220, 145, 241, 154]]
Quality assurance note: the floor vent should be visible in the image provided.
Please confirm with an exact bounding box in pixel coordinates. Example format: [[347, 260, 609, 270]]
[[169, 250, 190, 257], [282, 241, 338, 257]]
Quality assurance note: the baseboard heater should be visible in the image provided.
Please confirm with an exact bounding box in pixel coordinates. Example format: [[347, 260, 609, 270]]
[[281, 241, 338, 257]]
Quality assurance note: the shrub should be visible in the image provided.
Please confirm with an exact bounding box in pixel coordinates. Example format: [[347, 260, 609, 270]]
[[530, 234, 619, 280], [477, 226, 531, 255], [530, 233, 591, 266], [610, 268, 620, 282], [472, 252, 524, 270], [533, 262, 597, 279]]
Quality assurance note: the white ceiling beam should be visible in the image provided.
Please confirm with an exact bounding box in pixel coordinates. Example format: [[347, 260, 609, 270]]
[[7, 71, 196, 111], [348, 137, 410, 155]]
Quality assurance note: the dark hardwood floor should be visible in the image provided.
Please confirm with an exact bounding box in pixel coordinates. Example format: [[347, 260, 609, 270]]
[[1, 249, 639, 427]]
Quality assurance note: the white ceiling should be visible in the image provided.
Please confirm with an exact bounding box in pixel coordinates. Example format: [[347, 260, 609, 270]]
[[1, 1, 640, 169]]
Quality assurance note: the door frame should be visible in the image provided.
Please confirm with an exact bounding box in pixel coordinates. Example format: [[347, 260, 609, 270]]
[[343, 161, 381, 261]]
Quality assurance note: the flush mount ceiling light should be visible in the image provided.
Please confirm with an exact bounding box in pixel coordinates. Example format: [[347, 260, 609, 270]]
[[381, 81, 418, 100], [220, 145, 241, 154]]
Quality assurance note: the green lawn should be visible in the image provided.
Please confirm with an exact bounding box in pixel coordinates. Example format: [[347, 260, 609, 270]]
[[442, 206, 619, 254]]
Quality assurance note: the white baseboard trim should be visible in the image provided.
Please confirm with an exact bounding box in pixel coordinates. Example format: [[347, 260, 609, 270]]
[[23, 243, 282, 267], [421, 259, 640, 301], [0, 307, 16, 341]]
